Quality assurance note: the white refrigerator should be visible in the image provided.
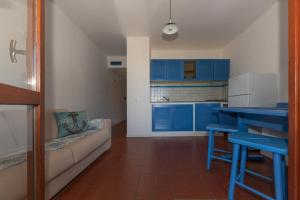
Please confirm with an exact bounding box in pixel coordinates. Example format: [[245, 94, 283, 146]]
[[228, 72, 277, 107]]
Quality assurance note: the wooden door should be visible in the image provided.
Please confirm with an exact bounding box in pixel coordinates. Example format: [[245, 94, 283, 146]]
[[0, 0, 44, 199], [289, 0, 300, 199]]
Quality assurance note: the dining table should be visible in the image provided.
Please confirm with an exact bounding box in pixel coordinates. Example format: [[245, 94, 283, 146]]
[[214, 106, 288, 161], [215, 107, 288, 132]]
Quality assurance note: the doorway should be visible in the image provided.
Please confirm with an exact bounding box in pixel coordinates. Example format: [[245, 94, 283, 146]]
[[0, 0, 44, 199]]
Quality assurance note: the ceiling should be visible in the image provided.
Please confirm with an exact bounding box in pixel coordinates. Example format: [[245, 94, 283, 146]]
[[53, 0, 278, 55]]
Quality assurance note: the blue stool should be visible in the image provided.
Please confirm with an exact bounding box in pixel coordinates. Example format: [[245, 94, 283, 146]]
[[228, 132, 288, 200], [206, 124, 238, 170]]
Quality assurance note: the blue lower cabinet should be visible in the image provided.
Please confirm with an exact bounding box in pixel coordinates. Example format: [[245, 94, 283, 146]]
[[195, 103, 221, 131], [152, 104, 193, 132], [172, 105, 193, 131], [152, 105, 172, 131]]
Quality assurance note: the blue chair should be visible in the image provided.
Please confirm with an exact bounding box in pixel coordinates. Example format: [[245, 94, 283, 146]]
[[228, 132, 288, 200], [206, 124, 238, 170]]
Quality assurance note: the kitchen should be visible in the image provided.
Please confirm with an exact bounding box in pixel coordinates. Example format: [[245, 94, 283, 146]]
[[126, 0, 288, 139], [150, 59, 279, 135], [124, 0, 289, 199], [150, 59, 231, 135]]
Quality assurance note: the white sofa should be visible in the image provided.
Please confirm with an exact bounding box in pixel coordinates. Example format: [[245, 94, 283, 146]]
[[0, 109, 111, 200]]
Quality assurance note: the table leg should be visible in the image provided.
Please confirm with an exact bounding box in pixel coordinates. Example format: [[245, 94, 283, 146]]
[[238, 114, 264, 162]]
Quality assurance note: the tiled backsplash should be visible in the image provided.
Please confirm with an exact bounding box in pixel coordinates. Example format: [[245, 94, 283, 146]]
[[150, 81, 228, 102]]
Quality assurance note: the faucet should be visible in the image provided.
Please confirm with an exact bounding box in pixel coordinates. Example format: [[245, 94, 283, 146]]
[[162, 96, 170, 102]]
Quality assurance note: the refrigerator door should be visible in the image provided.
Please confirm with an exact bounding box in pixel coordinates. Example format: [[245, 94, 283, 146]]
[[228, 73, 251, 96], [228, 95, 250, 107]]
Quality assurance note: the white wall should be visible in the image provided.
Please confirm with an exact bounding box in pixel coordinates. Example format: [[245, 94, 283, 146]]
[[127, 37, 151, 137], [223, 1, 288, 102], [45, 0, 126, 137], [151, 49, 225, 59]]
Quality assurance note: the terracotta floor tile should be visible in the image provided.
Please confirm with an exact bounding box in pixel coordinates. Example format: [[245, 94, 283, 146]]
[[55, 122, 276, 200]]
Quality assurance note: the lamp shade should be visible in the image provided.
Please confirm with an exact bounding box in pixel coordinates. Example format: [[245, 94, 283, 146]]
[[162, 19, 178, 35]]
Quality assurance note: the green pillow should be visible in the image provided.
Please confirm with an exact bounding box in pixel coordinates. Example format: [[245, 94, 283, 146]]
[[54, 111, 88, 138]]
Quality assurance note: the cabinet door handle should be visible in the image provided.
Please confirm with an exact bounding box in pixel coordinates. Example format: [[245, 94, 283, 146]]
[[9, 40, 27, 63]]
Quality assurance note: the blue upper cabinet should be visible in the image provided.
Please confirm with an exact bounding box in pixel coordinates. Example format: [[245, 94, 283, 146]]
[[213, 59, 230, 81], [166, 60, 184, 81], [150, 59, 230, 81], [152, 105, 172, 131], [150, 59, 183, 81], [195, 103, 221, 131], [150, 60, 167, 80], [172, 105, 193, 131], [196, 60, 214, 80]]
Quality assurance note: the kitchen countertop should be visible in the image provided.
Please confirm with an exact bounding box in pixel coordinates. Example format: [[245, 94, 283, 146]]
[[151, 101, 228, 104]]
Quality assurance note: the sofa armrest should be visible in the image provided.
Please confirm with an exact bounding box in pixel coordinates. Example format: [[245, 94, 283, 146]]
[[101, 119, 111, 137]]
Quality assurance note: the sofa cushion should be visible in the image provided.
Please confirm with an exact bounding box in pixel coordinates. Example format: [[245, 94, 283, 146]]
[[46, 109, 68, 141], [0, 110, 28, 153], [87, 119, 103, 131], [0, 114, 17, 156], [0, 161, 27, 200], [45, 148, 75, 181], [54, 111, 88, 138], [0, 150, 26, 170], [68, 129, 110, 163]]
